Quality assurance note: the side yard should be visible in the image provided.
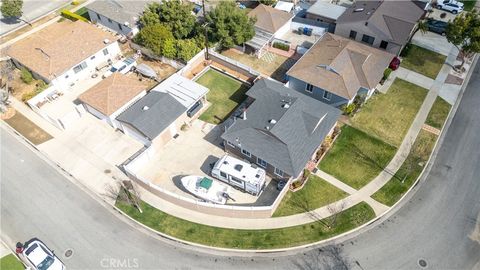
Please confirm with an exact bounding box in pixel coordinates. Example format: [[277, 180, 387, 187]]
[[351, 78, 428, 147], [318, 125, 397, 189], [195, 69, 249, 124], [401, 44, 447, 79], [273, 175, 348, 217]]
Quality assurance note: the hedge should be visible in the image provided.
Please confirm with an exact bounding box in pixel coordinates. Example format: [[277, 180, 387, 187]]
[[273, 42, 290, 51], [61, 9, 89, 22]]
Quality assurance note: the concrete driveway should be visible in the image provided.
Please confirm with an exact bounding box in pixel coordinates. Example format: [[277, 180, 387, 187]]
[[411, 31, 457, 56]]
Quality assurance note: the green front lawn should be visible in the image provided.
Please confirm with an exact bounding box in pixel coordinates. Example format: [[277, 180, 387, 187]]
[[116, 194, 375, 249], [351, 78, 428, 147], [426, 96, 451, 129], [273, 175, 349, 217], [401, 44, 447, 79], [372, 130, 437, 206], [0, 254, 24, 270], [318, 125, 397, 189], [195, 69, 249, 124], [460, 0, 477, 11]]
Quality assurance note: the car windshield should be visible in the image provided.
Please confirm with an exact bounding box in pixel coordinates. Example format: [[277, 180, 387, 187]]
[[37, 256, 55, 270], [110, 67, 118, 72]]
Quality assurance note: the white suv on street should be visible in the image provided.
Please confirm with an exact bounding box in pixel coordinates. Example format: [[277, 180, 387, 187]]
[[437, 0, 464, 14], [22, 239, 65, 270]]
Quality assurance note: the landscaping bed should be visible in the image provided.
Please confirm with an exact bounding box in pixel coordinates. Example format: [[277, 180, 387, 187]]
[[371, 130, 437, 206], [351, 78, 428, 147], [3, 111, 53, 145], [318, 125, 397, 189], [116, 195, 375, 249], [426, 96, 451, 129], [273, 175, 348, 217], [401, 44, 446, 79], [195, 69, 249, 124]]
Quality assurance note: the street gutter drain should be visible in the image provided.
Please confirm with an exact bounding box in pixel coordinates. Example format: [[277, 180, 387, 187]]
[[418, 259, 427, 268], [64, 249, 74, 259]]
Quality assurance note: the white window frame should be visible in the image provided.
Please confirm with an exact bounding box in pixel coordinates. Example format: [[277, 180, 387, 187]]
[[323, 90, 332, 101], [241, 148, 251, 157], [227, 141, 236, 148], [103, 48, 109, 56], [305, 83, 314, 93], [274, 167, 284, 177], [73, 62, 87, 74], [257, 157, 267, 168]]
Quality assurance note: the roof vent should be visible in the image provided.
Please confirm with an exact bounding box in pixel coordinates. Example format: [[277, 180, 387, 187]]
[[142, 106, 149, 111], [266, 126, 270, 130], [269, 119, 277, 124], [354, 8, 364, 12], [282, 103, 290, 109], [103, 39, 110, 44], [234, 164, 243, 172], [124, 21, 130, 26]]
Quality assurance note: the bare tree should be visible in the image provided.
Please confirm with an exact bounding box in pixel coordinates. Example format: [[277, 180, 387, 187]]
[[105, 178, 143, 213], [326, 201, 347, 229]]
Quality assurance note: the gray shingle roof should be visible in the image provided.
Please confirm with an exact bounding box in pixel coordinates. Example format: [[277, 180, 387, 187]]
[[116, 91, 186, 140], [86, 0, 151, 28], [222, 79, 340, 177]]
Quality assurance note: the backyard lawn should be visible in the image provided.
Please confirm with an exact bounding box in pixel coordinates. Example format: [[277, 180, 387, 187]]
[[0, 254, 24, 270], [351, 78, 428, 147], [195, 69, 249, 124], [273, 175, 348, 217], [318, 125, 397, 189], [372, 130, 437, 206], [116, 192, 375, 249], [401, 44, 446, 79], [426, 96, 452, 129]]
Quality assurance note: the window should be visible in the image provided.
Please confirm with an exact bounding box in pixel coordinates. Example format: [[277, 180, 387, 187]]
[[96, 13, 101, 20], [103, 48, 109, 55], [241, 148, 251, 157], [274, 167, 284, 177], [305, 83, 314, 93], [380, 40, 388, 50], [73, 62, 87, 74], [227, 141, 235, 148], [220, 171, 227, 178], [323, 90, 332, 101], [65, 75, 69, 79], [349, 30, 357, 40], [257, 157, 267, 168], [90, 55, 96, 60], [361, 34, 375, 45], [118, 23, 123, 30]]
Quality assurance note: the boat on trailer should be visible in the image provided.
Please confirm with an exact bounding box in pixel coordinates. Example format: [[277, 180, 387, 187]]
[[181, 176, 232, 204]]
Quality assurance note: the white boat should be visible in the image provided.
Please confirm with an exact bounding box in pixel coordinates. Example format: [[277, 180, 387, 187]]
[[181, 176, 231, 204]]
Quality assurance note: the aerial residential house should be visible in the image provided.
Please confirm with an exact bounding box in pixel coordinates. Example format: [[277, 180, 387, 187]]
[[78, 73, 148, 129], [246, 4, 294, 57], [286, 33, 394, 107], [7, 20, 120, 90], [116, 74, 208, 147], [305, 1, 347, 24], [222, 79, 340, 180], [334, 0, 426, 55], [85, 0, 151, 37]]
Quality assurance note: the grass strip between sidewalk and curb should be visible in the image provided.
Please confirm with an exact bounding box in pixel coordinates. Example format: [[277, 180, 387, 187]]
[[3, 112, 53, 145], [425, 96, 452, 129], [0, 254, 24, 270], [116, 194, 375, 249], [273, 175, 349, 217], [371, 130, 437, 206]]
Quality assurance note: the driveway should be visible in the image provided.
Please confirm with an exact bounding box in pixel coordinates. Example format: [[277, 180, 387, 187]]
[[411, 31, 456, 56]]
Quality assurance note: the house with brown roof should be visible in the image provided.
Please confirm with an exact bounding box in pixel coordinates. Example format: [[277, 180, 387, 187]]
[[286, 33, 394, 107], [246, 4, 294, 56], [78, 73, 148, 130], [334, 0, 426, 55], [7, 20, 121, 90]]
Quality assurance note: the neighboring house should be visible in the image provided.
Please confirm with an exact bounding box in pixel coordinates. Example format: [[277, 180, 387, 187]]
[[286, 33, 394, 107], [274, 1, 295, 13], [222, 78, 340, 180], [335, 0, 426, 55], [305, 1, 347, 24], [85, 0, 151, 37], [246, 4, 294, 57], [116, 74, 208, 146], [78, 73, 148, 129], [7, 20, 120, 90]]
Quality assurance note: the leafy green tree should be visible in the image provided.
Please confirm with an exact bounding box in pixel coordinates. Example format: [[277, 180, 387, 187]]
[[176, 39, 200, 62], [259, 0, 277, 6], [446, 10, 480, 70], [206, 1, 256, 50], [134, 24, 174, 56], [139, 2, 161, 26], [1, 0, 23, 19], [162, 38, 177, 59]]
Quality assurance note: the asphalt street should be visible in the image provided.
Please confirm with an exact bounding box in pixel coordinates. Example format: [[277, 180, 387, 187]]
[[1, 61, 479, 269], [0, 0, 70, 36]]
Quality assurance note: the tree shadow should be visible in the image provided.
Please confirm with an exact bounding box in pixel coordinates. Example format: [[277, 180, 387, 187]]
[[291, 246, 352, 270]]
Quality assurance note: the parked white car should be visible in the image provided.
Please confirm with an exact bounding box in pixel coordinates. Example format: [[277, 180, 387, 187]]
[[437, 0, 464, 14], [102, 57, 137, 78], [22, 239, 65, 270]]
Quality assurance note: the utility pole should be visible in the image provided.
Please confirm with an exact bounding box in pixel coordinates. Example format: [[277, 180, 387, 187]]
[[202, 0, 209, 60]]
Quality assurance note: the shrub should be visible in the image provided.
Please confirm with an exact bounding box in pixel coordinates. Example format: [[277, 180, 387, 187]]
[[272, 42, 290, 51], [21, 81, 49, 102], [342, 103, 357, 116], [383, 68, 393, 81], [20, 67, 33, 84], [440, 12, 447, 19], [303, 169, 311, 181], [61, 9, 89, 22]]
